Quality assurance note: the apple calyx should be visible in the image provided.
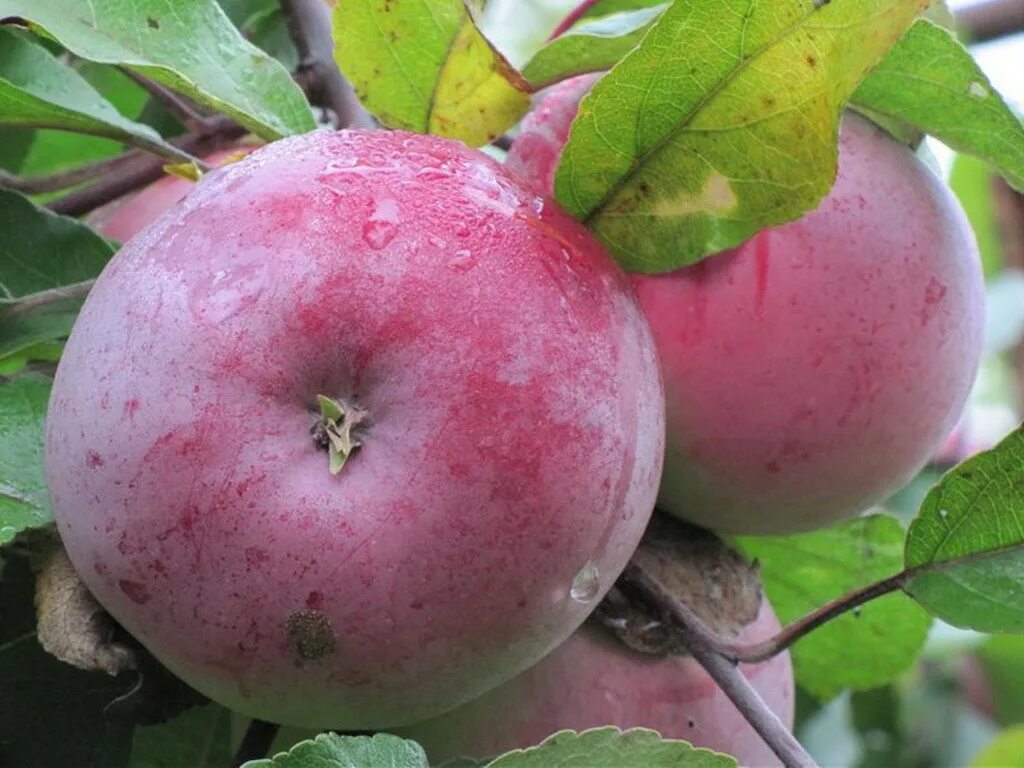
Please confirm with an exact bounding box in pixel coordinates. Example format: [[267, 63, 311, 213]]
[[312, 395, 367, 475]]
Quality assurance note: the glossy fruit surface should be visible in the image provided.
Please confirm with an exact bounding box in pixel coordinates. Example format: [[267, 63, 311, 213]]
[[46, 129, 664, 728], [396, 602, 794, 767], [509, 78, 985, 533]]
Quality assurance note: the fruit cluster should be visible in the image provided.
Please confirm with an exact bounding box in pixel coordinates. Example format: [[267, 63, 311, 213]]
[[45, 55, 983, 768]]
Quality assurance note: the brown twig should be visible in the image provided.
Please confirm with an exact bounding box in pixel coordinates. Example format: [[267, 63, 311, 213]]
[[956, 0, 1024, 43], [232, 719, 280, 767], [1, 279, 95, 318], [620, 562, 818, 768], [721, 572, 910, 664], [46, 116, 247, 217], [118, 69, 219, 135], [0, 151, 146, 195], [280, 0, 372, 129], [717, 543, 1021, 664]]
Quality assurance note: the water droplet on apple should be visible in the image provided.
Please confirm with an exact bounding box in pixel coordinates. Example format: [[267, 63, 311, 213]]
[[570, 561, 601, 603], [449, 249, 476, 271], [362, 197, 401, 249], [191, 262, 267, 324]]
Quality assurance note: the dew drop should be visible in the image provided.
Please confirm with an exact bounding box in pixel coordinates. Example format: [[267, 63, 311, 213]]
[[939, 508, 949, 519], [967, 81, 988, 99], [362, 197, 401, 249], [570, 561, 601, 603], [449, 249, 476, 272]]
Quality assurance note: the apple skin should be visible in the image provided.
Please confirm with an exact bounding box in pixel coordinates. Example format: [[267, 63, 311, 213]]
[[394, 601, 794, 767], [507, 76, 985, 533], [45, 129, 665, 728], [87, 147, 254, 242]]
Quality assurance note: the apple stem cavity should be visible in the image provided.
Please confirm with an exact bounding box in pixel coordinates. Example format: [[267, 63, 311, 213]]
[[313, 394, 367, 475]]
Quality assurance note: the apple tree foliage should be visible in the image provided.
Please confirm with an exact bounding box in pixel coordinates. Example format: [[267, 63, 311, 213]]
[[0, 0, 1022, 765]]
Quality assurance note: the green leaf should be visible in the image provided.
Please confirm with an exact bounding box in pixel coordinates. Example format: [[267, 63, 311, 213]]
[[0, 376, 53, 543], [522, 5, 666, 90], [484, 728, 736, 768], [978, 634, 1024, 725], [333, 0, 530, 146], [0, 28, 187, 161], [0, 127, 34, 172], [0, 340, 63, 375], [241, 6, 300, 71], [904, 427, 1024, 634], [245, 733, 429, 767], [570, 0, 667, 25], [0, 0, 315, 140], [737, 515, 932, 701], [0, 555, 134, 768], [0, 188, 112, 352], [128, 705, 232, 768], [852, 20, 1024, 192], [950, 152, 1004, 278], [554, 0, 930, 272], [0, 301, 80, 367], [971, 726, 1024, 768]]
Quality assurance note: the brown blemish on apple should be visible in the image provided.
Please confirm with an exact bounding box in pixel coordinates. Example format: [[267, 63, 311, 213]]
[[287, 609, 337, 663]]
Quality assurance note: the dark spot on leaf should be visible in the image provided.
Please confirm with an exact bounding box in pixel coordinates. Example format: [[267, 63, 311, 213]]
[[287, 609, 337, 662], [805, 54, 818, 68], [147, 16, 159, 29]]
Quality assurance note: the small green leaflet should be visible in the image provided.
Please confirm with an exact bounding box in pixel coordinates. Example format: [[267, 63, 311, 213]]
[[0, 0, 315, 140], [333, 0, 530, 146], [0, 188, 112, 359], [484, 728, 736, 768], [0, 376, 53, 543], [853, 20, 1024, 191], [971, 726, 1024, 768], [243, 733, 429, 767], [0, 29, 190, 163], [554, 0, 930, 272], [905, 427, 1024, 634], [523, 6, 666, 90], [737, 515, 932, 701]]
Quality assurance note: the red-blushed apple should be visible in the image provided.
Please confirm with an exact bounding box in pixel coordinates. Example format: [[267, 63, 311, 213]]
[[87, 147, 255, 242], [394, 602, 794, 767], [507, 75, 985, 533], [45, 129, 665, 728]]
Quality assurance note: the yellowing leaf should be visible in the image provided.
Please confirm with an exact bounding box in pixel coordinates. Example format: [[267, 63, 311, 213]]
[[555, 0, 931, 272], [334, 0, 530, 146]]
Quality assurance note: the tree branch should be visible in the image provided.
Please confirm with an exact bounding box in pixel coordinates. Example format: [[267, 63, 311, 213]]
[[721, 572, 909, 664], [232, 719, 280, 767], [0, 151, 146, 195], [119, 69, 219, 134], [0, 280, 95, 318], [957, 0, 1024, 44], [619, 562, 818, 768], [46, 117, 247, 218], [280, 0, 372, 129]]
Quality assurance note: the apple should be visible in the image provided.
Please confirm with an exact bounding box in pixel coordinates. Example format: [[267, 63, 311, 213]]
[[394, 601, 794, 767], [45, 129, 665, 728], [87, 147, 255, 242], [507, 75, 985, 533]]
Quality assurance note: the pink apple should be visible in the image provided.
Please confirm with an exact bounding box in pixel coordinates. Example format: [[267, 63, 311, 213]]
[[46, 129, 664, 728], [87, 147, 255, 242], [395, 601, 794, 767], [507, 76, 985, 533]]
